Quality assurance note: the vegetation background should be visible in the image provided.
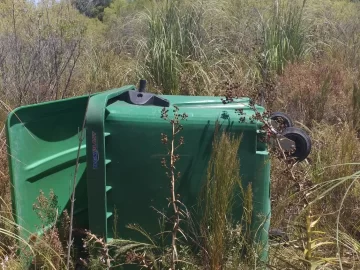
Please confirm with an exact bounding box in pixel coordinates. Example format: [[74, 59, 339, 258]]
[[1, 0, 360, 269]]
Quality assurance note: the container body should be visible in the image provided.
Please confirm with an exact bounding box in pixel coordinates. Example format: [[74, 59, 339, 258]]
[[85, 87, 271, 262], [5, 85, 271, 265]]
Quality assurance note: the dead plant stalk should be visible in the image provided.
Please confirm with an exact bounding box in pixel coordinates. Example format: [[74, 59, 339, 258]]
[[170, 120, 179, 269], [66, 93, 91, 269], [160, 106, 188, 270]]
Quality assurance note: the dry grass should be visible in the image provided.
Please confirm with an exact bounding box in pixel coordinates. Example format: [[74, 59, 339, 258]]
[[271, 59, 353, 127], [199, 130, 242, 269], [0, 134, 16, 252], [269, 121, 360, 269], [0, 0, 360, 268]]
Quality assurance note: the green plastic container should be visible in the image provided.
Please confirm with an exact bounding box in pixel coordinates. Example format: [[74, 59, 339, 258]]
[[6, 84, 271, 265]]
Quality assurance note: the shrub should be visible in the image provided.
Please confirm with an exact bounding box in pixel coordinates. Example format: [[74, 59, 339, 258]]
[[272, 59, 352, 127]]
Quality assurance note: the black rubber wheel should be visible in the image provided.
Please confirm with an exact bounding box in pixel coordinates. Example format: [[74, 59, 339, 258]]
[[282, 127, 311, 162], [269, 228, 289, 247], [270, 112, 294, 128], [269, 228, 289, 241]]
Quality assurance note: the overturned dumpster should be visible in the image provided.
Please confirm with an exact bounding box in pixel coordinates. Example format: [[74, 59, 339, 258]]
[[5, 80, 311, 268]]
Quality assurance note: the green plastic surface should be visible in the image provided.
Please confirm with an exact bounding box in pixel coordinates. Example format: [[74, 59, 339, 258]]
[[85, 86, 271, 263], [6, 95, 91, 241], [6, 85, 271, 266]]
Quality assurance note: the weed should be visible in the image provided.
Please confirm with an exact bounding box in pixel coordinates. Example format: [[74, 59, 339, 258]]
[[272, 60, 351, 127], [160, 105, 189, 269], [199, 129, 242, 269], [29, 190, 68, 269], [259, 0, 311, 76], [81, 231, 112, 269], [137, 0, 218, 95]]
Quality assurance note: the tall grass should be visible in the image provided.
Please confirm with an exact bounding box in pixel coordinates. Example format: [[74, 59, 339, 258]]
[[196, 129, 262, 269], [199, 130, 242, 269], [0, 205, 67, 269], [139, 0, 206, 94], [268, 121, 360, 269], [260, 0, 310, 75]]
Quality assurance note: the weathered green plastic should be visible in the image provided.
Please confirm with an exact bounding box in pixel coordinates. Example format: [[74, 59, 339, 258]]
[[85, 85, 271, 262], [5, 94, 92, 240], [6, 85, 271, 265]]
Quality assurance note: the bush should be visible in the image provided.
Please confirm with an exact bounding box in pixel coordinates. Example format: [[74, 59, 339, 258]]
[[272, 59, 352, 127]]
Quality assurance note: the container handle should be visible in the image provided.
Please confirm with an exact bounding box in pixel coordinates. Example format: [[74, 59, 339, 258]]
[[117, 80, 170, 107], [85, 84, 137, 240]]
